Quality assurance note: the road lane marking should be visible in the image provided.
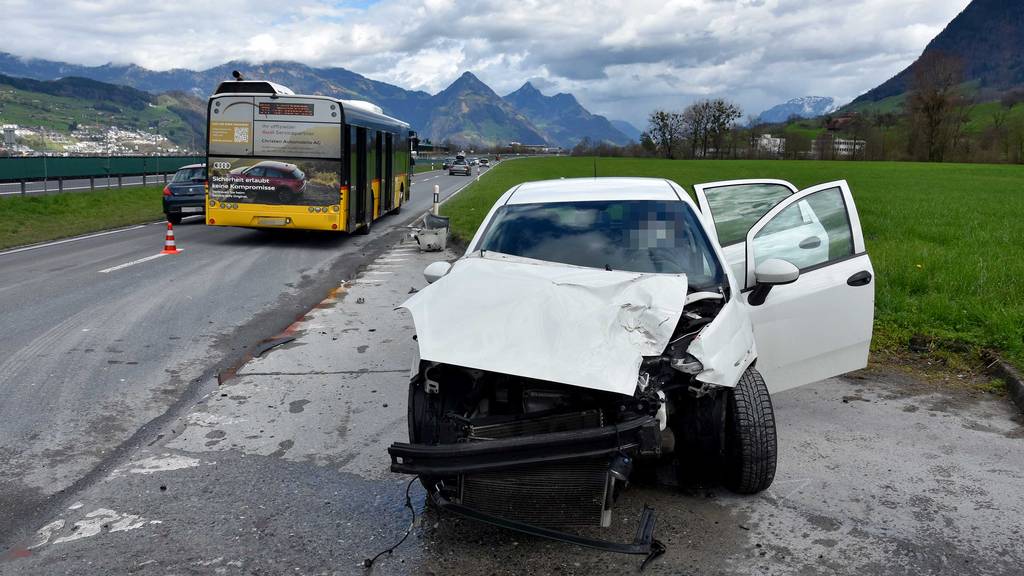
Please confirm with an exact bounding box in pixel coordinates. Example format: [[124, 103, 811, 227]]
[[0, 224, 151, 257], [98, 250, 182, 273]]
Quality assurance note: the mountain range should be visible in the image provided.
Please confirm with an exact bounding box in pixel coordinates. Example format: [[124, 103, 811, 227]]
[[755, 96, 837, 124], [0, 52, 633, 148], [851, 0, 1024, 104]]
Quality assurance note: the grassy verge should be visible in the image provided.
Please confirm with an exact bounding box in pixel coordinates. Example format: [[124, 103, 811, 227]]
[[442, 157, 1024, 370], [0, 185, 164, 250], [414, 161, 442, 173]]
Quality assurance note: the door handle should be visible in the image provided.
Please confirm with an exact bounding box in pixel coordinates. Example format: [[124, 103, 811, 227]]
[[799, 236, 821, 249], [847, 270, 872, 286]]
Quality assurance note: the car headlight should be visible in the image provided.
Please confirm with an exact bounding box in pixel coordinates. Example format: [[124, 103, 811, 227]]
[[670, 354, 704, 375]]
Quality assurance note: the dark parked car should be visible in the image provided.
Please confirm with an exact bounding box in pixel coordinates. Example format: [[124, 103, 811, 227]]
[[162, 164, 207, 225], [448, 158, 472, 176]]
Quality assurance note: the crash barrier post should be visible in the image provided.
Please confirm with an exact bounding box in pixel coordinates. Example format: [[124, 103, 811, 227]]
[[432, 184, 440, 215]]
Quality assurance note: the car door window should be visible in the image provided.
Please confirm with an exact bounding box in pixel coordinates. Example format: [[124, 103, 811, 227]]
[[751, 186, 853, 272], [740, 179, 873, 393], [693, 180, 797, 247], [246, 167, 265, 177]]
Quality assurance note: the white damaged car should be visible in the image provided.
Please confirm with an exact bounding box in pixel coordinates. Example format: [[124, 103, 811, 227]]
[[389, 177, 874, 555]]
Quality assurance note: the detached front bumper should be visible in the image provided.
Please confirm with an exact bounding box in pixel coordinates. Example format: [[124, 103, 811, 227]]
[[388, 415, 659, 476], [388, 415, 665, 566]]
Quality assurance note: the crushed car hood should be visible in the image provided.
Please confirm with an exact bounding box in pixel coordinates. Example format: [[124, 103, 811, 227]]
[[401, 253, 688, 396]]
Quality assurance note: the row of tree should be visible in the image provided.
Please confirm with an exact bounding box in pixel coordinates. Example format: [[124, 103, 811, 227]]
[[571, 52, 1024, 164], [644, 99, 743, 159]]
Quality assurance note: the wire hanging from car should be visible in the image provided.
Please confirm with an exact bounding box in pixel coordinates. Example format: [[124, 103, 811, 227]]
[[362, 475, 419, 569]]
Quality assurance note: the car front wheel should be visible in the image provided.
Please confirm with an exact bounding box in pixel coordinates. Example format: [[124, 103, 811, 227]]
[[722, 366, 777, 494], [166, 214, 182, 225]]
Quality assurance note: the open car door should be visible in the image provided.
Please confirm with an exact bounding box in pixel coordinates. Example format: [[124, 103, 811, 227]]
[[739, 180, 874, 393], [693, 179, 798, 280]]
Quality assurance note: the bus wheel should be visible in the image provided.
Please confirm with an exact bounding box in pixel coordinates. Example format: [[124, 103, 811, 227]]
[[356, 221, 372, 235]]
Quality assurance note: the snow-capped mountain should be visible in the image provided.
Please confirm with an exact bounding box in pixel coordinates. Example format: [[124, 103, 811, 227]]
[[755, 96, 838, 124]]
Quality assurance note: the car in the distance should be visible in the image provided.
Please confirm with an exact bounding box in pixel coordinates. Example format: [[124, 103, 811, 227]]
[[162, 163, 207, 224], [442, 157, 454, 170], [391, 176, 874, 552], [448, 158, 472, 176], [479, 158, 490, 167]]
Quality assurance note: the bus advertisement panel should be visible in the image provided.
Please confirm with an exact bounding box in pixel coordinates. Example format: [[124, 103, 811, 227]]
[[208, 156, 341, 206]]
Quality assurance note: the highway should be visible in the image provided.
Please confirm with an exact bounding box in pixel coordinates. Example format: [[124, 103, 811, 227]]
[[0, 168, 475, 541]]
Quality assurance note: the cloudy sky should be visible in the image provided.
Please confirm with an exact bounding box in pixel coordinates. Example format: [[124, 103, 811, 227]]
[[4, 0, 972, 126]]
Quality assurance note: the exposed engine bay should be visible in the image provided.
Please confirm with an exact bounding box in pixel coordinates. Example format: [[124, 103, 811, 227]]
[[389, 291, 730, 544]]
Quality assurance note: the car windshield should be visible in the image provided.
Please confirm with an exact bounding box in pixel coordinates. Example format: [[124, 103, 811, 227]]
[[477, 199, 725, 289], [172, 167, 205, 182]]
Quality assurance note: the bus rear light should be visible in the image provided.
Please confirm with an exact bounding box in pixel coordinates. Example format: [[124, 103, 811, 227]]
[[331, 223, 338, 230], [209, 200, 216, 207], [209, 219, 215, 224], [162, 185, 171, 197], [332, 205, 340, 212]]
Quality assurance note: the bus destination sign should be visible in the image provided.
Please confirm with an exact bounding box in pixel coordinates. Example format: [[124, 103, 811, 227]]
[[258, 102, 315, 117]]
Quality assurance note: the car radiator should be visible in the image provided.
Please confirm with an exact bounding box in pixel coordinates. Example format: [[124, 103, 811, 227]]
[[460, 460, 611, 527], [467, 409, 603, 440], [460, 409, 610, 527]]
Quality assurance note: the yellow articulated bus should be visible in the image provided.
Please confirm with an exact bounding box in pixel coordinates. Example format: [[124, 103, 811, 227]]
[[205, 76, 415, 233]]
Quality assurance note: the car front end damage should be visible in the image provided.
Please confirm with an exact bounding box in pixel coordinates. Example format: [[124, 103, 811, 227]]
[[388, 253, 757, 563]]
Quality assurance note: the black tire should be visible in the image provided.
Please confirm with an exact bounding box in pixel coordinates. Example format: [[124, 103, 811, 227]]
[[355, 220, 372, 235], [723, 367, 777, 494], [166, 214, 182, 225]]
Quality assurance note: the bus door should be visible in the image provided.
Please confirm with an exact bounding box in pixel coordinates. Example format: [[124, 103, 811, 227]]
[[373, 130, 383, 218], [355, 127, 368, 225], [384, 133, 394, 212]]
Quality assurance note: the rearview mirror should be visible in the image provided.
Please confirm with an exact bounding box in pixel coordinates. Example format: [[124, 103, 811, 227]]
[[423, 261, 452, 284], [748, 258, 799, 306]]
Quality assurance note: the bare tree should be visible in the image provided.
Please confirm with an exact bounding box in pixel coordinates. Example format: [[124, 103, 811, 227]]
[[646, 110, 685, 159], [906, 52, 970, 162]]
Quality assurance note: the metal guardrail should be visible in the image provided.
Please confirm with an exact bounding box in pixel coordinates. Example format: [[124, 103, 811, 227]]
[[0, 156, 204, 183]]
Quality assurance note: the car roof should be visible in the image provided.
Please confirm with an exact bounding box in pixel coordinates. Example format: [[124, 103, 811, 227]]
[[506, 177, 684, 205], [177, 163, 206, 170], [253, 160, 296, 169]]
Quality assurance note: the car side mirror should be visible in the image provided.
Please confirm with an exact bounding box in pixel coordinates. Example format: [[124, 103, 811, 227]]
[[747, 258, 800, 306], [423, 261, 452, 284]]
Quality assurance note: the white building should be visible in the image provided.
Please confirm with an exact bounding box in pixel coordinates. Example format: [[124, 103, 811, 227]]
[[2, 124, 16, 147], [754, 133, 785, 156], [811, 135, 866, 159]]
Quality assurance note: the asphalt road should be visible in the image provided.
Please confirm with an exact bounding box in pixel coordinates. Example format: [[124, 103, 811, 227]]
[[2, 236, 1021, 575], [0, 167, 477, 544], [0, 174, 174, 196]]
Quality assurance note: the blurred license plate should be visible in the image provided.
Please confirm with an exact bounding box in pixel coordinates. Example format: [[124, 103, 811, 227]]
[[181, 207, 203, 213], [258, 217, 288, 226]]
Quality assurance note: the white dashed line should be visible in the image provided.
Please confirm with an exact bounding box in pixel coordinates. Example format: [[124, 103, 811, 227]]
[[98, 251, 182, 274]]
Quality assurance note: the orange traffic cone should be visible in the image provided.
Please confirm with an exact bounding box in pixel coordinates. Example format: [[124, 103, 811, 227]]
[[161, 221, 180, 254]]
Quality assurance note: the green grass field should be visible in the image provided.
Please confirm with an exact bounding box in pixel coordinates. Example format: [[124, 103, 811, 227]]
[[0, 185, 164, 250], [442, 157, 1024, 368]]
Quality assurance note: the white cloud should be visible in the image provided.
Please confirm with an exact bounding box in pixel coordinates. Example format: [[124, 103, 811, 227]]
[[1, 0, 972, 125]]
